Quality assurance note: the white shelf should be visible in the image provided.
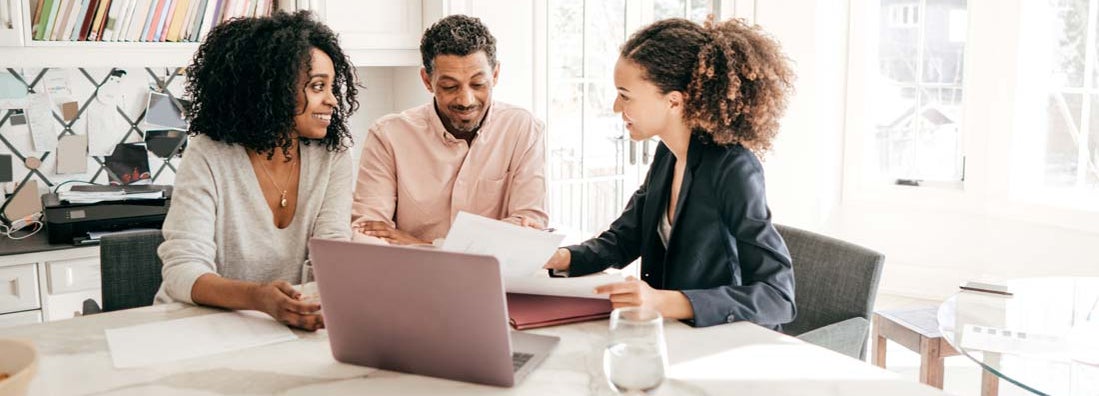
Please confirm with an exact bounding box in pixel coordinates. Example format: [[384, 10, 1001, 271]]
[[8, 41, 200, 67]]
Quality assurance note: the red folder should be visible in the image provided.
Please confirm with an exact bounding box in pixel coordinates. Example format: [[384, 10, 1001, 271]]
[[506, 293, 613, 330]]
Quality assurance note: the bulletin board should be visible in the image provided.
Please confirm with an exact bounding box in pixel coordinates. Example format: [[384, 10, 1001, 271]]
[[0, 67, 186, 219]]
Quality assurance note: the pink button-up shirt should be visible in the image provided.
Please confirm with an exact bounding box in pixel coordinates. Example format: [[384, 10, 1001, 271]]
[[352, 101, 548, 242]]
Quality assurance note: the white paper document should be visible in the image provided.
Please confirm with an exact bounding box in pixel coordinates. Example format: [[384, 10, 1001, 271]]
[[506, 272, 627, 299], [105, 311, 297, 368], [961, 324, 1070, 361], [26, 91, 58, 152], [441, 211, 565, 279]]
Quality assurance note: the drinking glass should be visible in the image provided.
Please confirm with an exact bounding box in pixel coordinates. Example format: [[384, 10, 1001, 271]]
[[603, 307, 668, 394], [300, 259, 319, 304]]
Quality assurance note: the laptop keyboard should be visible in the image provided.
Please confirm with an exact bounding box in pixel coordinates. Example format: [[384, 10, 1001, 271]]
[[512, 352, 534, 372]]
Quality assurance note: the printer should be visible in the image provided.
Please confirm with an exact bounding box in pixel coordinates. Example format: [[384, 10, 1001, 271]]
[[42, 185, 173, 245]]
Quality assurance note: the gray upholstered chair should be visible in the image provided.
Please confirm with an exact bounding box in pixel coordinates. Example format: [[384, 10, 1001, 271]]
[[776, 224, 884, 360], [82, 229, 165, 314]]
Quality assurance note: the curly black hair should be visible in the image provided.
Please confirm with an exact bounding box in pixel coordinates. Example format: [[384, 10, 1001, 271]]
[[420, 14, 497, 74], [184, 10, 359, 160], [621, 17, 794, 154]]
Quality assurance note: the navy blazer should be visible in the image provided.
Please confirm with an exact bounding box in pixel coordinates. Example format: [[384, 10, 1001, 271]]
[[565, 135, 796, 328]]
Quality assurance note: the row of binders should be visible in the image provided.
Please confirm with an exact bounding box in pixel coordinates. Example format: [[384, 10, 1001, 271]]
[[30, 0, 279, 43]]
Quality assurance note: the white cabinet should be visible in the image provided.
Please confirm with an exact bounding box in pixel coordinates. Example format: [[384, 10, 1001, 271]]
[[321, 1, 423, 50], [0, 263, 39, 314], [46, 257, 100, 294], [0, 309, 40, 328], [0, 0, 23, 46], [0, 246, 99, 325]]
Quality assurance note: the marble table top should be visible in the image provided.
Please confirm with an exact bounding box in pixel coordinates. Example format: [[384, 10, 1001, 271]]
[[0, 304, 949, 395]]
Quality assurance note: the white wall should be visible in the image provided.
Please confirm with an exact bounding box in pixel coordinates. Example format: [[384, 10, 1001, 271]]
[[462, 0, 536, 110], [751, 0, 849, 232]]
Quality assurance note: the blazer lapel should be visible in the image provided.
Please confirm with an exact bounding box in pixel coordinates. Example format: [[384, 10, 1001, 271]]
[[643, 145, 673, 248], [667, 136, 704, 248]]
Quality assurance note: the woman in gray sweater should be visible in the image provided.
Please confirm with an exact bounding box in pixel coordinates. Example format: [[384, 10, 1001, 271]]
[[154, 11, 359, 331]]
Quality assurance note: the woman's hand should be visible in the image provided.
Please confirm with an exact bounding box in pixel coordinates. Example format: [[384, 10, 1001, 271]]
[[250, 281, 324, 331], [543, 248, 571, 271], [594, 276, 694, 320], [354, 221, 428, 245]]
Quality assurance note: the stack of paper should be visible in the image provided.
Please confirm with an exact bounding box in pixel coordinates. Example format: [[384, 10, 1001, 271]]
[[59, 185, 164, 204], [441, 211, 565, 279]]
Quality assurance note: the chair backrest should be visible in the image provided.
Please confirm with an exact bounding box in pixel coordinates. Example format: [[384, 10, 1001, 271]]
[[777, 224, 884, 337], [99, 229, 165, 312]]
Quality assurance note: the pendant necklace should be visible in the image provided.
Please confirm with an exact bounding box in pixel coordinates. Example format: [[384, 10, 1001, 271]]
[[257, 156, 296, 208]]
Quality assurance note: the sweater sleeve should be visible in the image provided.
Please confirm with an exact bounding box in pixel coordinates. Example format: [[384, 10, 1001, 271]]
[[156, 141, 219, 304], [311, 149, 353, 241]]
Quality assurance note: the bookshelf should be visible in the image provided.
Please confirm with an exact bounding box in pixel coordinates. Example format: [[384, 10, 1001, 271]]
[[0, 0, 454, 68]]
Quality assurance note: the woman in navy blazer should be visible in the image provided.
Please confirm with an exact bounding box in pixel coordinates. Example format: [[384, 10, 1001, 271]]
[[544, 17, 797, 328]]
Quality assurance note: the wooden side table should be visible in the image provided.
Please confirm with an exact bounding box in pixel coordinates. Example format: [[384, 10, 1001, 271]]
[[872, 307, 1000, 396], [872, 307, 959, 388]]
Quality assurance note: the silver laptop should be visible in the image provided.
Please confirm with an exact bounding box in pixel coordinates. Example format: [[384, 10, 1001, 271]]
[[308, 238, 560, 387]]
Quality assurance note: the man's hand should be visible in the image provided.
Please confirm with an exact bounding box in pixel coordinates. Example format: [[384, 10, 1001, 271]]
[[594, 276, 694, 320], [250, 281, 324, 331], [354, 221, 428, 245]]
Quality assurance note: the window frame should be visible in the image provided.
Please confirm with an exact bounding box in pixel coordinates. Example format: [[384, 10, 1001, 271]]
[[843, 0, 1099, 234]]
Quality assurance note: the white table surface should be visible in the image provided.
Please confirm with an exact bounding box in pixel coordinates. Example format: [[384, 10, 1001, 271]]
[[0, 303, 950, 395]]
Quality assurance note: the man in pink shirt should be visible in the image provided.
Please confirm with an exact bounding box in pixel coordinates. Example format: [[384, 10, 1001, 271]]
[[352, 15, 548, 245]]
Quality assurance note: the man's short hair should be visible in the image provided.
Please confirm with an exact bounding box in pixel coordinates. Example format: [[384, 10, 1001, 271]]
[[420, 15, 497, 74]]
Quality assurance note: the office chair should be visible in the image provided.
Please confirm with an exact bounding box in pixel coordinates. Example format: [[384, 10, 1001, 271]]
[[777, 224, 885, 360], [82, 229, 165, 314]]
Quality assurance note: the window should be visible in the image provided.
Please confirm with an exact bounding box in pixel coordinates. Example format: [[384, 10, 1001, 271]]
[[1011, 0, 1099, 210], [862, 0, 968, 184], [890, 3, 920, 27], [543, 0, 714, 236]]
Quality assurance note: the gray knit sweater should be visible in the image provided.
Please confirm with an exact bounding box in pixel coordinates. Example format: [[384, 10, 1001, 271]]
[[155, 134, 352, 304]]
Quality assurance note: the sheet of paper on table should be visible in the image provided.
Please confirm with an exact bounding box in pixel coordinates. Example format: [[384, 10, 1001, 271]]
[[105, 311, 297, 368]]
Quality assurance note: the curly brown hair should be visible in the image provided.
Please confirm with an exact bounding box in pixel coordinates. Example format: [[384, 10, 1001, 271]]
[[420, 14, 497, 74], [185, 10, 359, 161], [621, 17, 794, 154]]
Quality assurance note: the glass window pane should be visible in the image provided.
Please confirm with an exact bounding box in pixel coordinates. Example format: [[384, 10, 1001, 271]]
[[1051, 0, 1088, 88], [550, 0, 584, 80], [689, 0, 713, 23], [1044, 92, 1082, 188], [583, 81, 625, 178], [548, 82, 584, 181], [879, 1, 919, 84], [1087, 95, 1099, 188], [914, 90, 963, 179], [653, 0, 687, 21], [869, 0, 966, 181], [585, 0, 625, 80]]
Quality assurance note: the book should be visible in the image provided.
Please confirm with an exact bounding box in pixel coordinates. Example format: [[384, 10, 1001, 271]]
[[60, 0, 85, 41], [178, 0, 199, 41], [152, 0, 174, 41], [101, 0, 125, 41], [127, 0, 153, 41], [142, 0, 165, 41], [50, 0, 76, 41], [76, 0, 100, 41], [38, 0, 61, 41], [87, 0, 112, 41], [165, 0, 188, 41], [31, 0, 46, 39], [67, 0, 90, 40], [114, 0, 136, 41], [506, 293, 612, 330], [196, 0, 220, 40]]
